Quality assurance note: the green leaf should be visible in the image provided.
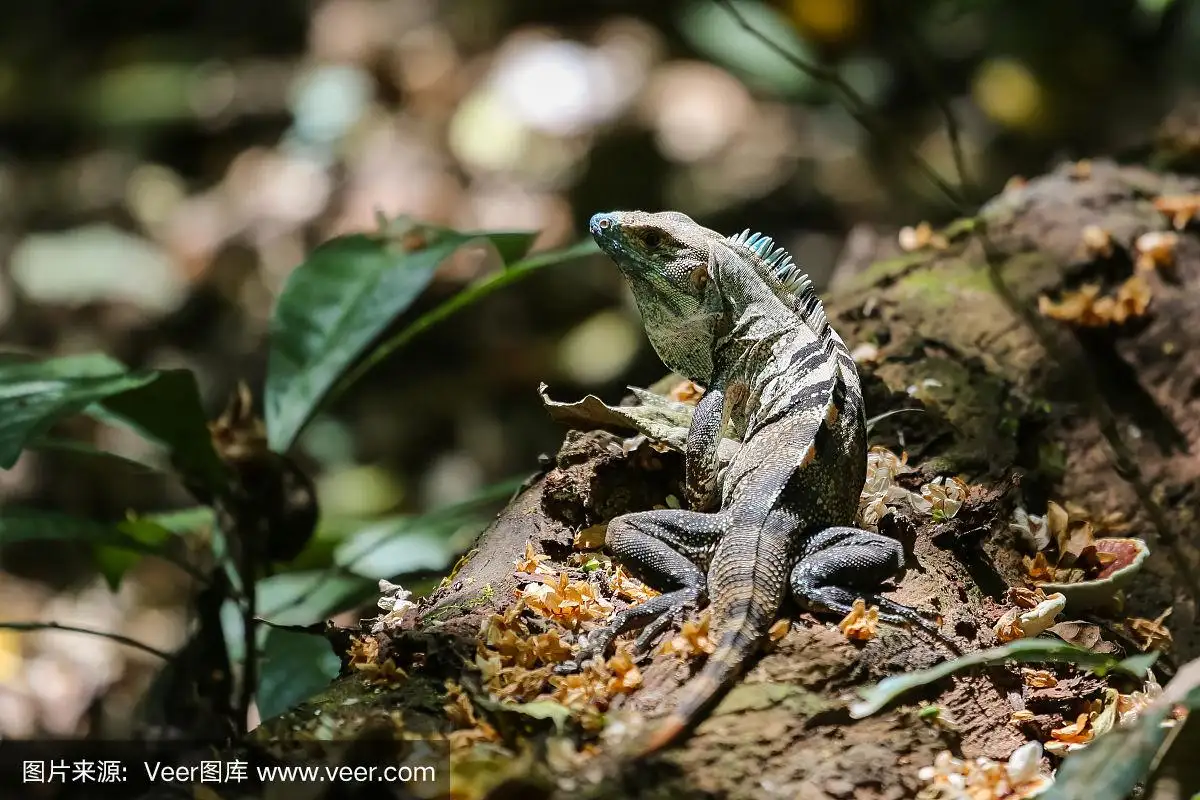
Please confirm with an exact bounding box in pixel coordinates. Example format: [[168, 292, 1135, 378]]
[[1110, 651, 1161, 678], [0, 508, 161, 589], [0, 354, 225, 494], [256, 627, 341, 722], [0, 508, 134, 547], [329, 237, 599, 406], [137, 506, 215, 535], [335, 522, 463, 581], [496, 700, 573, 734], [0, 354, 156, 469], [680, 0, 817, 96], [255, 570, 376, 627], [94, 517, 180, 591], [1042, 658, 1200, 800], [264, 224, 539, 452], [27, 437, 162, 474], [0, 506, 212, 590], [334, 477, 523, 580], [97, 508, 215, 588], [99, 369, 227, 493], [850, 638, 1158, 719]]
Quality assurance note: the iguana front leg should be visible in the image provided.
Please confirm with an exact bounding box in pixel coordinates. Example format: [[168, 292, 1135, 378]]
[[577, 509, 722, 661], [684, 385, 729, 511]]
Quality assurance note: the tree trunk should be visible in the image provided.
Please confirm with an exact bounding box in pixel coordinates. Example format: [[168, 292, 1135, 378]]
[[258, 160, 1200, 800]]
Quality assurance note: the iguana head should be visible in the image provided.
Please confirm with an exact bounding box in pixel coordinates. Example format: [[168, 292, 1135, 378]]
[[589, 210, 726, 383]]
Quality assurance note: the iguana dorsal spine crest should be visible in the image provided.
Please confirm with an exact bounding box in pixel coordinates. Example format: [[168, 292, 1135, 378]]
[[726, 228, 829, 338]]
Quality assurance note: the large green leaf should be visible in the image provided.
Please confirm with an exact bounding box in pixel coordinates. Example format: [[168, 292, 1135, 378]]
[[329, 237, 599, 402], [94, 508, 216, 590], [100, 369, 227, 493], [334, 476, 523, 580], [0, 508, 134, 547], [264, 223, 537, 452], [0, 506, 213, 589], [679, 0, 817, 96], [0, 506, 212, 548], [255, 570, 376, 627], [256, 626, 342, 722], [93, 517, 177, 591], [27, 437, 162, 474], [0, 354, 225, 494], [0, 354, 155, 469]]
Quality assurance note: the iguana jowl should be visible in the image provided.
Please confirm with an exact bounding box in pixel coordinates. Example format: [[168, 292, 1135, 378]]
[[583, 210, 932, 755]]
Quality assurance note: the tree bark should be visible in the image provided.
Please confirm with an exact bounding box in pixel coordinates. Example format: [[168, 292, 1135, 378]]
[[258, 160, 1200, 800]]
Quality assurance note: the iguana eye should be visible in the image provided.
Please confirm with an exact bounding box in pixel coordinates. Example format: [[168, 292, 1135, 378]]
[[642, 231, 662, 249]]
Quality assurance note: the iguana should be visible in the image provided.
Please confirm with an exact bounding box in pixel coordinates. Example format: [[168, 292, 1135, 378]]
[[580, 209, 938, 755]]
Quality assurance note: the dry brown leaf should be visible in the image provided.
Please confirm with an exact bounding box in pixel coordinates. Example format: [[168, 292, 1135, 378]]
[[444, 681, 478, 728], [1022, 552, 1056, 583], [1059, 520, 1097, 566], [995, 591, 1065, 642], [1153, 195, 1200, 230], [660, 611, 717, 658], [549, 647, 642, 714], [1135, 230, 1179, 272], [515, 541, 554, 575], [1127, 608, 1173, 652], [1025, 501, 1133, 584], [918, 743, 1053, 799], [529, 629, 573, 665], [444, 681, 500, 750], [1039, 284, 1102, 324], [837, 598, 880, 641], [1045, 501, 1069, 550], [519, 572, 615, 630], [1050, 712, 1095, 745], [898, 221, 949, 252], [1008, 586, 1051, 609], [1022, 668, 1059, 688], [917, 476, 968, 520], [607, 565, 660, 603], [573, 524, 608, 551], [668, 380, 705, 405], [1080, 225, 1114, 258], [361, 658, 408, 687], [605, 645, 643, 695], [1038, 275, 1151, 327], [347, 635, 380, 671], [549, 668, 607, 712], [1113, 274, 1151, 322], [475, 597, 576, 701], [768, 618, 792, 642]]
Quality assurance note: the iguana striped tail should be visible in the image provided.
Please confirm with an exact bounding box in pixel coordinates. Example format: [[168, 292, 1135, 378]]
[[635, 599, 773, 756]]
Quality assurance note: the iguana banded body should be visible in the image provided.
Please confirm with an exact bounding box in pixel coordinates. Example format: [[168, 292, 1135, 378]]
[[583, 210, 933, 755]]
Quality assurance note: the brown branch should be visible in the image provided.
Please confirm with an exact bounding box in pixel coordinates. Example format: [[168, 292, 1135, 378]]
[[0, 621, 174, 661]]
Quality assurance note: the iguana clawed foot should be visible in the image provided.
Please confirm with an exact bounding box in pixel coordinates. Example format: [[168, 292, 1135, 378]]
[[569, 586, 702, 670], [789, 525, 957, 648]]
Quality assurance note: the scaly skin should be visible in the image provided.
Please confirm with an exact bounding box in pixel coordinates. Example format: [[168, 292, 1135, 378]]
[[583, 210, 935, 756]]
